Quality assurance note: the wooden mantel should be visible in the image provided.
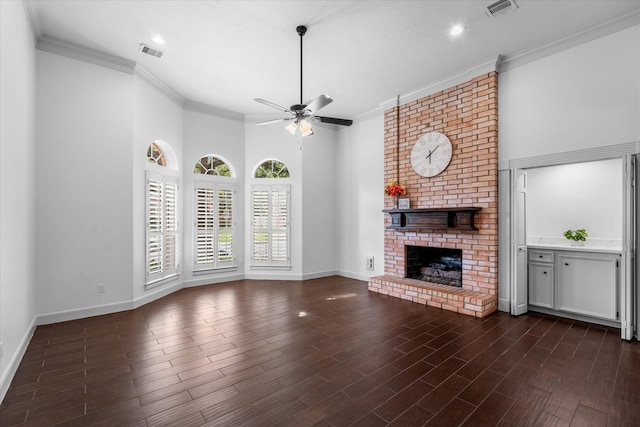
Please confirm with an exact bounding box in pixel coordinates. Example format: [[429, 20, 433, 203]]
[[383, 207, 481, 231]]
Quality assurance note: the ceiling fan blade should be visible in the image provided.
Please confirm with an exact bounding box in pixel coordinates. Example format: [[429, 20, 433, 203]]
[[302, 95, 333, 115], [315, 116, 353, 126], [254, 98, 292, 113], [255, 118, 291, 126]]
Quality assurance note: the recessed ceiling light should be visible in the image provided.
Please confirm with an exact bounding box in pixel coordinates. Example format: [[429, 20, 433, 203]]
[[450, 24, 465, 36], [152, 35, 165, 45]]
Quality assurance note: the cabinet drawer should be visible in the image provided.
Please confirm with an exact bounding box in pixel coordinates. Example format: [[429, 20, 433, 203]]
[[528, 250, 553, 263]]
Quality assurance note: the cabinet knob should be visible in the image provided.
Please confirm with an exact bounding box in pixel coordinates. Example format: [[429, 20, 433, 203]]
[[564, 263, 569, 266], [543, 271, 547, 274], [539, 255, 543, 258]]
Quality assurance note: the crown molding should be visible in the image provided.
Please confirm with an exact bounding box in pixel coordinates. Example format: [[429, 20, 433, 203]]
[[36, 36, 136, 74], [22, 0, 40, 46], [498, 9, 640, 72], [183, 100, 245, 122], [134, 65, 184, 107], [378, 56, 500, 113]]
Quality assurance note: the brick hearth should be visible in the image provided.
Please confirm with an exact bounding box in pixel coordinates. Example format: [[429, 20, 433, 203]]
[[369, 275, 497, 317], [369, 72, 499, 318]]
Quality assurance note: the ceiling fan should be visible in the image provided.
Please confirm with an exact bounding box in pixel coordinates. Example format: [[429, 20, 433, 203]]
[[254, 25, 353, 137]]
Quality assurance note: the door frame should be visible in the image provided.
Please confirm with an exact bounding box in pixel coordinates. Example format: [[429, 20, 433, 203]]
[[503, 142, 638, 340]]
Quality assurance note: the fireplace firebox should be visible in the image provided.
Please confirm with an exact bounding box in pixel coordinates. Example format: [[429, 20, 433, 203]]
[[405, 246, 462, 287]]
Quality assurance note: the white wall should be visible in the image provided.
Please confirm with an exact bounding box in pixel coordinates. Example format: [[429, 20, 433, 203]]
[[182, 107, 245, 286], [35, 51, 134, 319], [302, 127, 338, 278], [526, 159, 623, 241], [132, 73, 184, 302], [336, 114, 385, 280], [499, 24, 640, 162], [0, 0, 37, 399]]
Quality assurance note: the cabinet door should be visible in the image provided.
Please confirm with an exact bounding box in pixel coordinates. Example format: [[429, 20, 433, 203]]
[[556, 252, 618, 320], [529, 262, 554, 308]]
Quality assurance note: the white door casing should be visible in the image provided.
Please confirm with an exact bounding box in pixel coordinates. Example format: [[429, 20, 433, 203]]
[[511, 169, 528, 316], [621, 155, 636, 340]]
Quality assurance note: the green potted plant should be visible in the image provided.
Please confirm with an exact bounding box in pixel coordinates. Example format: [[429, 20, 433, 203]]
[[563, 228, 588, 246]]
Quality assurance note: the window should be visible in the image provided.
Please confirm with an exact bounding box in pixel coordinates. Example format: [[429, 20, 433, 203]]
[[145, 141, 180, 287], [193, 181, 236, 270], [147, 142, 167, 166], [146, 172, 179, 284], [194, 155, 231, 176], [251, 159, 291, 267], [251, 184, 290, 267], [255, 159, 290, 178]]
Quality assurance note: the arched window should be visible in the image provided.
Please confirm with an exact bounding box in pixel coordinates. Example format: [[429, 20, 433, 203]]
[[194, 155, 232, 176], [254, 159, 290, 178], [147, 142, 167, 166], [145, 141, 179, 286], [251, 159, 290, 268], [192, 154, 237, 271]]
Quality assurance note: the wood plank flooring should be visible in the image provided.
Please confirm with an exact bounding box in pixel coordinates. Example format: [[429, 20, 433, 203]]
[[1, 276, 639, 426]]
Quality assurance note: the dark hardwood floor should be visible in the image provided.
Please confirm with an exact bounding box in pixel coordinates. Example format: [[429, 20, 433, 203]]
[[1, 276, 639, 426]]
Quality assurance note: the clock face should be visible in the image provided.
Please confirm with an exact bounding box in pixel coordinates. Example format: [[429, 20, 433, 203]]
[[410, 132, 453, 177]]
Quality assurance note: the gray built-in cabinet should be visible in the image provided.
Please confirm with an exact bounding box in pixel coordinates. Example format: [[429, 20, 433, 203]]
[[528, 248, 621, 322]]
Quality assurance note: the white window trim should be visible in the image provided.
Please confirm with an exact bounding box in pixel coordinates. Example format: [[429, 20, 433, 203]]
[[145, 171, 180, 288], [193, 179, 237, 272], [250, 183, 291, 269]]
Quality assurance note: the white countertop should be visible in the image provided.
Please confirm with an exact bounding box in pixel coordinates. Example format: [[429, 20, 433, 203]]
[[527, 237, 622, 254]]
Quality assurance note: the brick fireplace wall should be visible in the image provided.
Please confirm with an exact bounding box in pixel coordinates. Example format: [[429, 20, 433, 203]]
[[369, 72, 499, 317]]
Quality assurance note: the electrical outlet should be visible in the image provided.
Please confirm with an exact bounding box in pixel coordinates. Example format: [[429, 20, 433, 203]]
[[97, 283, 105, 293], [366, 256, 374, 270]]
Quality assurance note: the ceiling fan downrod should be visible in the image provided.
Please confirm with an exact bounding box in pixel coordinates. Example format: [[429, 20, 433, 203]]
[[297, 25, 307, 105], [252, 24, 353, 131]]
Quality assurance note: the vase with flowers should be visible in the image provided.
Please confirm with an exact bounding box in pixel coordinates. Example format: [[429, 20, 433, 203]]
[[384, 180, 406, 209]]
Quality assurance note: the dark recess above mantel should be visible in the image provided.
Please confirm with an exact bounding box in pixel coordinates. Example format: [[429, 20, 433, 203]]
[[382, 207, 481, 231]]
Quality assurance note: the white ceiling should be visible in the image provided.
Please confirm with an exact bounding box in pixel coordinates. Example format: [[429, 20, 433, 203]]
[[26, 0, 640, 123]]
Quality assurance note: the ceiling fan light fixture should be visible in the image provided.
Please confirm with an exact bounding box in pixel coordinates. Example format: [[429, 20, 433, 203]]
[[299, 119, 314, 136], [286, 121, 298, 135]]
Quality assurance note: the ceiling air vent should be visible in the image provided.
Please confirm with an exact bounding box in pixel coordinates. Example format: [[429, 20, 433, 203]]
[[139, 44, 164, 58], [485, 0, 518, 17]]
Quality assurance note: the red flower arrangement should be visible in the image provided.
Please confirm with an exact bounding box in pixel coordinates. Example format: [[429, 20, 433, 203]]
[[384, 180, 406, 197]]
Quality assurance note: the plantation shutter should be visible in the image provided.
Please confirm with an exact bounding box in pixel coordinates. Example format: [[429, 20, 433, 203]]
[[251, 184, 290, 267], [251, 189, 270, 263], [146, 172, 179, 284], [217, 186, 234, 267], [193, 181, 235, 270], [164, 181, 178, 277], [270, 188, 289, 262], [147, 177, 164, 279], [195, 186, 215, 266]]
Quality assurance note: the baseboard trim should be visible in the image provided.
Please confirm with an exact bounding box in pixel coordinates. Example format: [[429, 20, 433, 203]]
[[528, 306, 621, 329], [301, 270, 339, 281], [498, 298, 511, 313], [37, 300, 134, 325], [336, 269, 376, 282], [133, 280, 185, 309], [0, 316, 37, 403], [183, 273, 245, 288], [36, 281, 188, 325], [244, 272, 303, 281]]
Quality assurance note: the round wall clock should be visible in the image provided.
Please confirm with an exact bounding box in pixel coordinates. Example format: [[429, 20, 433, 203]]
[[410, 131, 453, 177]]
